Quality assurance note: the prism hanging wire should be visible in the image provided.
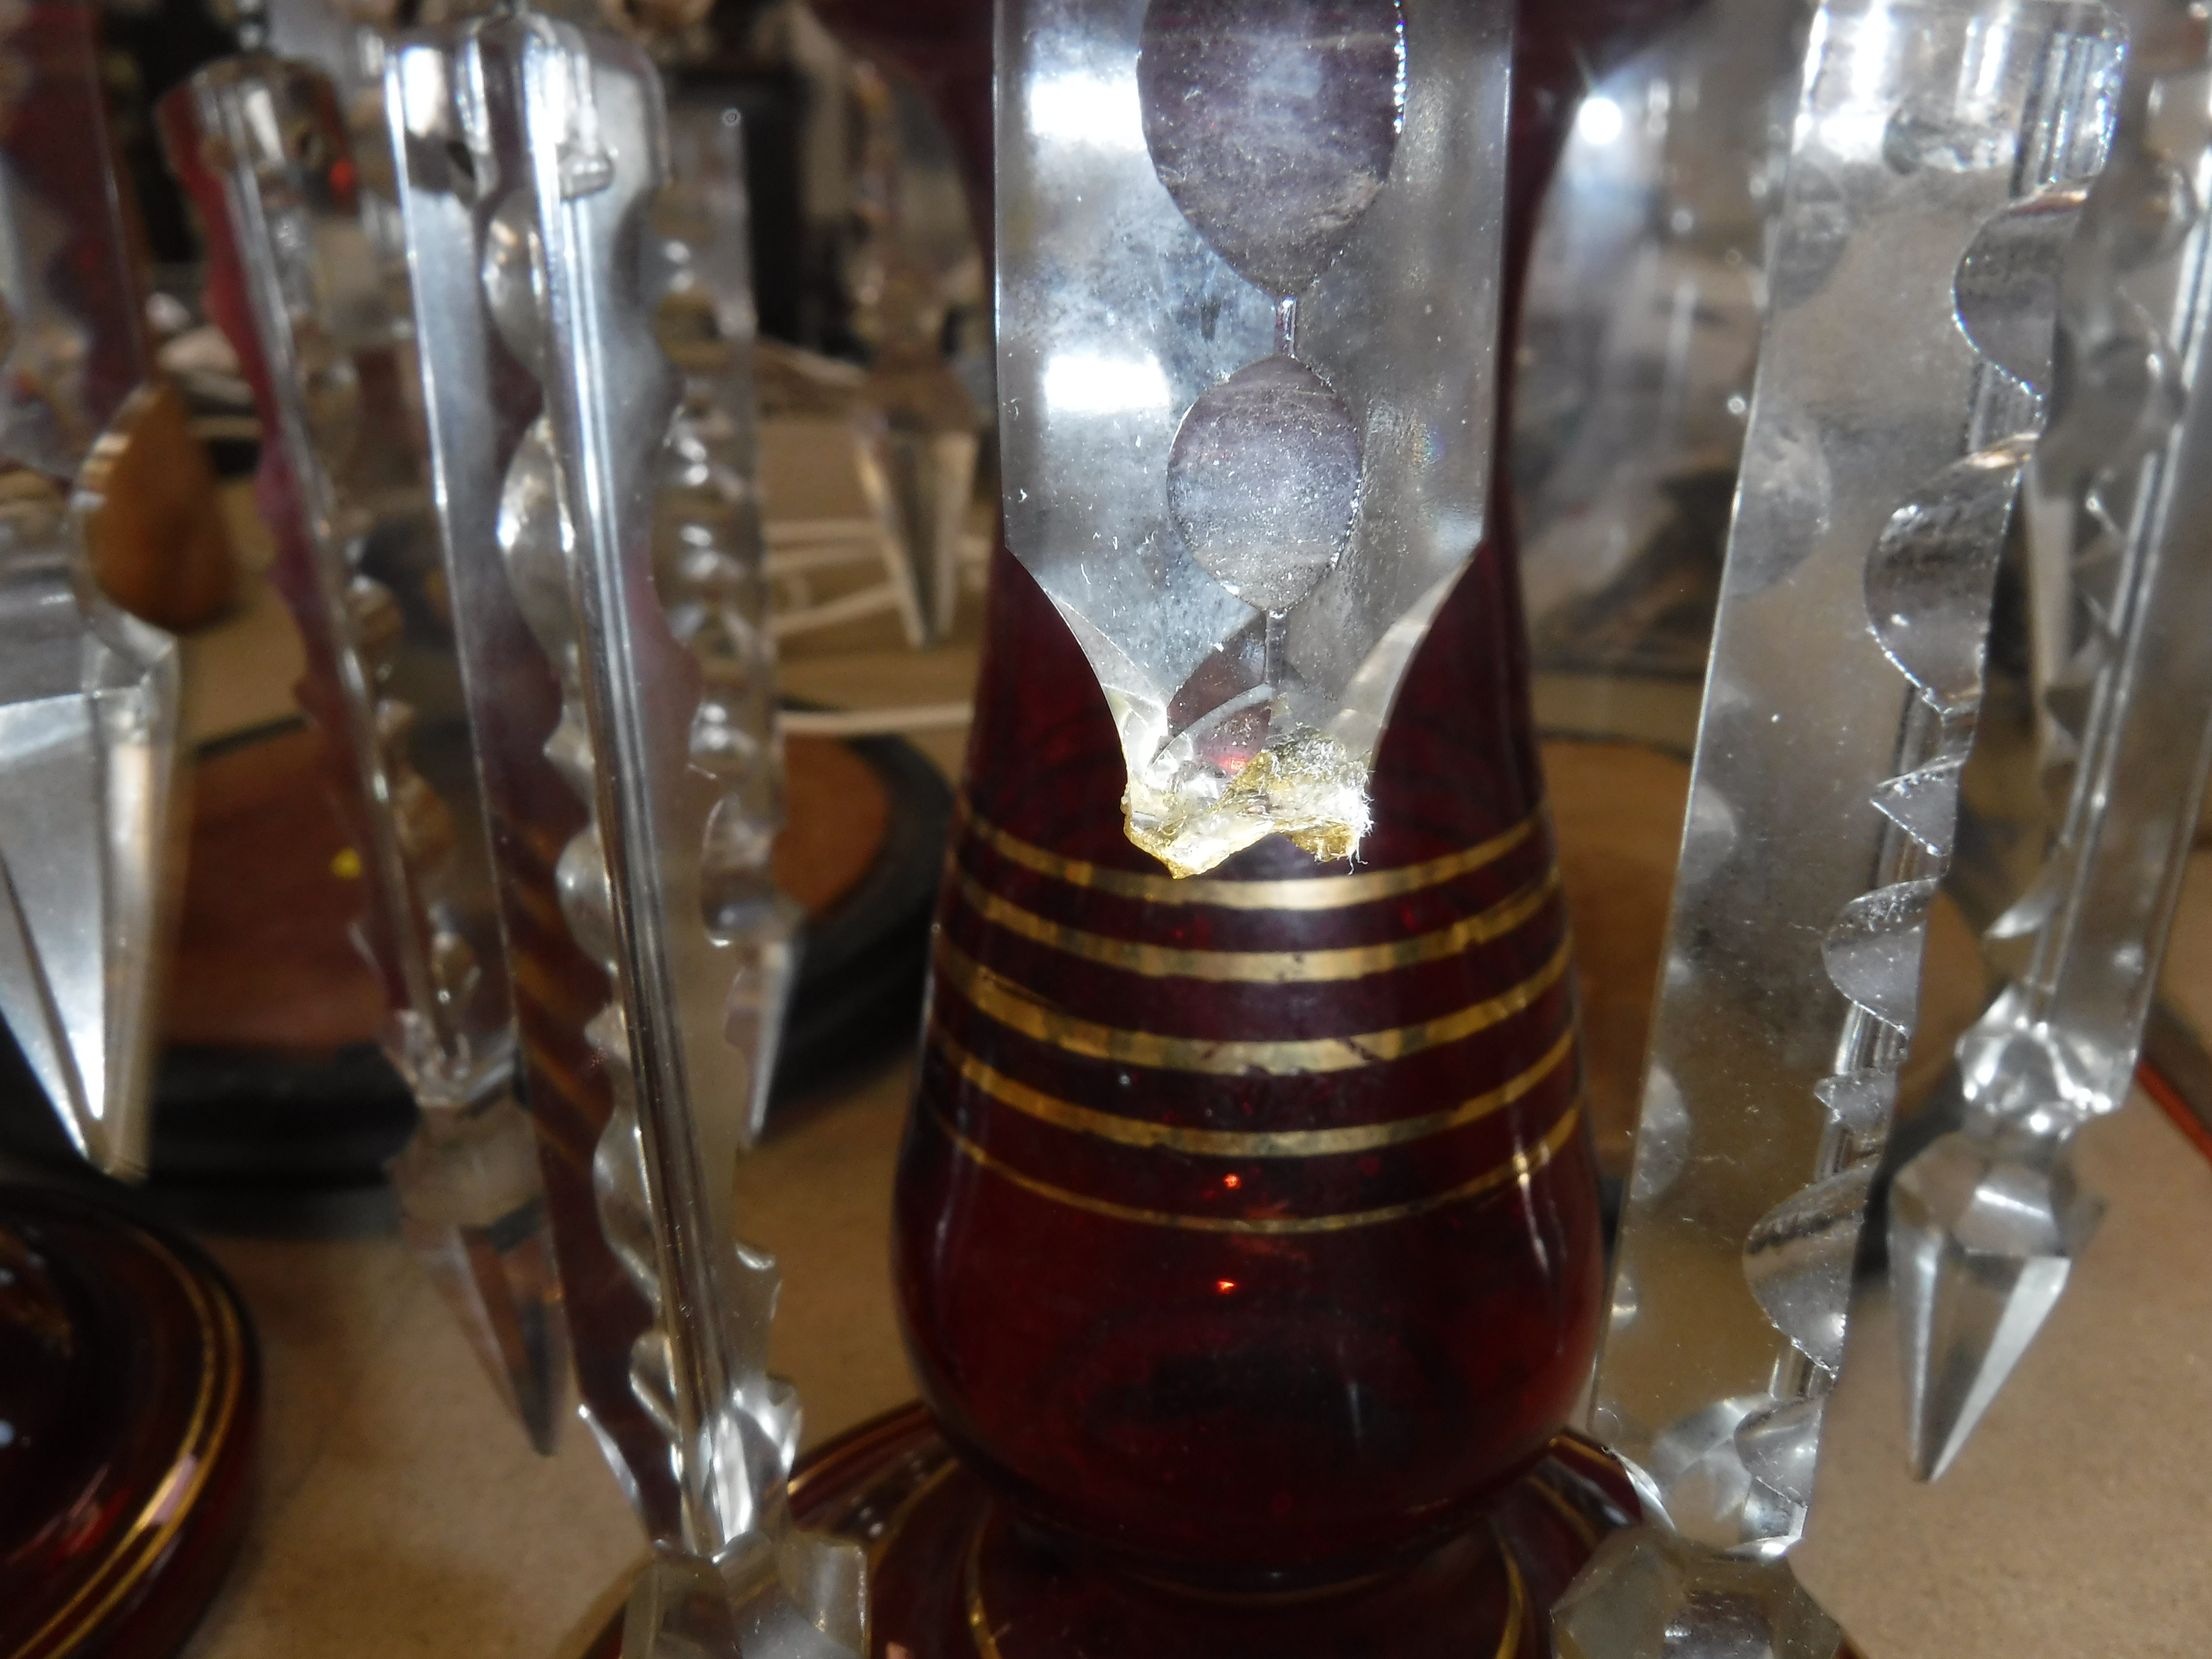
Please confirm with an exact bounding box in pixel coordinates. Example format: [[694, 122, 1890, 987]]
[[1558, 3, 2123, 1655], [996, 0, 1511, 876], [158, 54, 571, 1453], [387, 15, 855, 1652], [1889, 0, 2212, 1483], [0, 0, 179, 1180]]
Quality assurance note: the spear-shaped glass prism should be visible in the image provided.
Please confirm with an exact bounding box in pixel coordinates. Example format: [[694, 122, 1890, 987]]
[[158, 54, 571, 1453], [996, 0, 1511, 875], [387, 16, 848, 1652], [0, 480, 179, 1178], [1558, 3, 2123, 1655], [1890, 0, 2212, 1481], [847, 61, 981, 647], [0, 0, 179, 1181], [0, 0, 148, 479]]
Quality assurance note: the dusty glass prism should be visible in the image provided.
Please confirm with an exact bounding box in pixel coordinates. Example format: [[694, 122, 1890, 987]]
[[0, 487, 178, 1179], [852, 361, 978, 647], [1566, 4, 2122, 1654], [1888, 1125, 2101, 1480], [0, 2, 177, 1181], [0, 0, 148, 483], [847, 62, 982, 647], [996, 0, 1511, 874], [388, 16, 858, 1651], [391, 1093, 570, 1444], [653, 91, 802, 1144], [1887, 0, 2212, 1477], [1554, 1527, 1842, 1659], [161, 53, 573, 1452], [1515, 0, 1804, 701]]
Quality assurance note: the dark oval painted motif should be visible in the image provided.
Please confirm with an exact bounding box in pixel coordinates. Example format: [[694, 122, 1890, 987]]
[[1166, 350, 1361, 613], [1138, 0, 1406, 297]]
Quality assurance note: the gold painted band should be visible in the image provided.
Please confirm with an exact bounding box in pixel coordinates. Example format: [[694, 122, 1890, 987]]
[[951, 864, 1561, 983], [32, 1233, 247, 1659], [959, 800, 1539, 910], [965, 1513, 1005, 1659], [930, 1023, 1575, 1157], [932, 932, 1574, 1075], [866, 1460, 960, 1572], [1494, 1528, 1528, 1659], [932, 1100, 1582, 1234], [1527, 1472, 1600, 1549]]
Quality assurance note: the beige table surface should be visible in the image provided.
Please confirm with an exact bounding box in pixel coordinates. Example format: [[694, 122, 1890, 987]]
[[83, 455, 2212, 1659]]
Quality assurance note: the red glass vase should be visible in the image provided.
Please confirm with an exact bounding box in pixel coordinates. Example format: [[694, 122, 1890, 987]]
[[817, 0, 1699, 1631], [895, 521, 1598, 1590]]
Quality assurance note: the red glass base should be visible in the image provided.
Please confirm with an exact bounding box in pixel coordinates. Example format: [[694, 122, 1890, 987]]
[[587, 1403, 1671, 1659], [0, 1183, 260, 1659]]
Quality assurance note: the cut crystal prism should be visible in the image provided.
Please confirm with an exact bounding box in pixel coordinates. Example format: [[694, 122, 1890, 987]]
[[852, 357, 979, 647], [624, 1529, 867, 1659], [390, 22, 859, 1626], [1553, 1526, 1844, 1659], [719, 902, 800, 1145], [1875, 0, 2212, 1478], [624, 1549, 743, 1659], [0, 492, 178, 1179], [158, 53, 574, 1454], [389, 1089, 572, 1455], [1587, 0, 2120, 1570], [1888, 1126, 2101, 1480], [997, 0, 1513, 873], [842, 62, 982, 649]]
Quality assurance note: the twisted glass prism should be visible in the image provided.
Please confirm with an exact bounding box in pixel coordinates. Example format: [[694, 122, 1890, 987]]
[[161, 50, 572, 1453], [1563, 3, 2122, 1654], [388, 17, 853, 1654], [1890, 0, 2212, 1481]]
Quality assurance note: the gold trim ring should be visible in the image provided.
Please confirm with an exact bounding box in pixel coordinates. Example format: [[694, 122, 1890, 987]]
[[930, 1024, 1575, 1157], [933, 932, 1573, 1075], [933, 1100, 1582, 1234], [950, 866, 1561, 984], [29, 1232, 247, 1659], [961, 803, 1539, 910]]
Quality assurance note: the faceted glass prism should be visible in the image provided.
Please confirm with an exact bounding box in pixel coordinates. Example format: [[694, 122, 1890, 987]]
[[1553, 1526, 1843, 1659], [852, 353, 979, 645], [159, 53, 576, 1456], [996, 0, 1513, 873], [1590, 0, 2121, 1563], [718, 900, 800, 1146], [624, 1530, 867, 1659], [391, 22, 854, 1604], [1877, 0, 2212, 1473], [389, 1090, 572, 1455], [624, 1549, 743, 1659], [1887, 1127, 2101, 1480], [0, 493, 179, 1178]]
